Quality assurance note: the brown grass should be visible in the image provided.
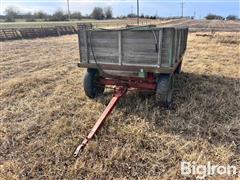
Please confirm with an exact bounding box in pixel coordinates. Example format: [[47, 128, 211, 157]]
[[0, 32, 239, 179], [214, 33, 240, 44]]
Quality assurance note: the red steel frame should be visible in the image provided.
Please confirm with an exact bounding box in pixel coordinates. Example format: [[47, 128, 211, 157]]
[[99, 73, 156, 91], [74, 73, 157, 157]]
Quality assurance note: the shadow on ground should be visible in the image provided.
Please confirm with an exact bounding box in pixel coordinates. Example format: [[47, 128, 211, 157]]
[[96, 72, 240, 153]]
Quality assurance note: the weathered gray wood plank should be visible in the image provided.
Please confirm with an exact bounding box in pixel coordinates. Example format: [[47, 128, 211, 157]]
[[118, 31, 122, 65], [78, 27, 188, 71], [157, 29, 163, 67]]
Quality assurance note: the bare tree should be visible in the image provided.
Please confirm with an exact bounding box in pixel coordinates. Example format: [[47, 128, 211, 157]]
[[91, 7, 104, 20], [104, 6, 113, 19], [5, 7, 20, 22], [127, 13, 137, 18], [34, 11, 48, 19], [226, 15, 238, 20], [205, 13, 224, 20], [25, 12, 35, 22], [71, 11, 82, 20], [51, 9, 67, 21]]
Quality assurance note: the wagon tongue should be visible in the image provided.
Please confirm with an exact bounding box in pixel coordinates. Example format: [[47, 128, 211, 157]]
[[73, 86, 127, 157]]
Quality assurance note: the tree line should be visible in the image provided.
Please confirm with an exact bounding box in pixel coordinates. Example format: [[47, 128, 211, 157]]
[[1, 6, 113, 22], [1, 6, 238, 22], [205, 14, 238, 20]]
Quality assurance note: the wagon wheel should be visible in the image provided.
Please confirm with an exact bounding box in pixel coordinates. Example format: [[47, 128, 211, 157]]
[[156, 74, 174, 107], [84, 68, 105, 99]]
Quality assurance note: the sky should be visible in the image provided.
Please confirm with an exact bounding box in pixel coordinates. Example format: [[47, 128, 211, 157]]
[[0, 0, 239, 18]]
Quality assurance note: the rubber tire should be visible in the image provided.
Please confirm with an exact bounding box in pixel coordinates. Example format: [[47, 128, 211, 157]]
[[175, 62, 182, 74], [83, 69, 105, 99], [156, 74, 174, 107]]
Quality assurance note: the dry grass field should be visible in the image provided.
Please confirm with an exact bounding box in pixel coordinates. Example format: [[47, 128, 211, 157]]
[[2, 19, 240, 31], [0, 31, 239, 179]]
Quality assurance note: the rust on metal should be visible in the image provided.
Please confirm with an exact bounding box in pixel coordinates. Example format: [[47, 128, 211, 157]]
[[99, 75, 156, 91]]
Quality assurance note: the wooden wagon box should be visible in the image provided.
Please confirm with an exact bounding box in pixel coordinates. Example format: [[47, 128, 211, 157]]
[[77, 25, 188, 75], [76, 24, 189, 107]]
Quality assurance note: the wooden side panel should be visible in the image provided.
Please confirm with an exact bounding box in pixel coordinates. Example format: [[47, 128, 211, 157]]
[[118, 31, 122, 65], [160, 28, 175, 67], [157, 29, 163, 67], [78, 24, 92, 63], [79, 31, 89, 63], [122, 30, 159, 66], [89, 31, 119, 64], [183, 28, 189, 52], [78, 27, 189, 71], [172, 29, 180, 65]]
